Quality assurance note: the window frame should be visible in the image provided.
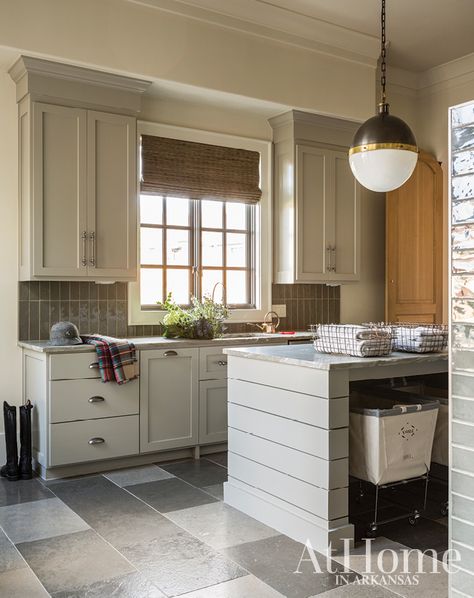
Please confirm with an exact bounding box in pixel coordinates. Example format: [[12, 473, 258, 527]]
[[129, 120, 272, 325]]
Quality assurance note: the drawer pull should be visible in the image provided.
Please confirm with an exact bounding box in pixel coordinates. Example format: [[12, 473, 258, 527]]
[[89, 362, 100, 369], [88, 437, 105, 445], [88, 396, 105, 403], [164, 350, 178, 357], [217, 360, 228, 366]]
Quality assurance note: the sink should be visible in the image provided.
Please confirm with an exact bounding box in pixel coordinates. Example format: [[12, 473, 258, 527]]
[[220, 332, 276, 339]]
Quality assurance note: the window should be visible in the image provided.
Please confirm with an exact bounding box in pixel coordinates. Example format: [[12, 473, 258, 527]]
[[129, 122, 271, 325], [139, 196, 255, 308]]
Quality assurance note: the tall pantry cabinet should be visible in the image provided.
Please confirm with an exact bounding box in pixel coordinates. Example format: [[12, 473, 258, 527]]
[[9, 56, 150, 281]]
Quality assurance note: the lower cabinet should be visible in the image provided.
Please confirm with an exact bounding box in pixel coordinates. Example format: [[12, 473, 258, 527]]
[[140, 348, 199, 453], [199, 380, 228, 444]]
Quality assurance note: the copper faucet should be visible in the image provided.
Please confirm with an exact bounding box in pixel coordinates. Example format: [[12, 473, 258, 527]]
[[254, 311, 280, 334]]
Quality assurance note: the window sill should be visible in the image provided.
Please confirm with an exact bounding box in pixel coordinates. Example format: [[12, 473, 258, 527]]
[[127, 307, 272, 326]]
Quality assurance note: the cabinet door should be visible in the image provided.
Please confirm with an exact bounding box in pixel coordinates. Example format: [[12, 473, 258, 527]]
[[140, 348, 198, 453], [296, 145, 329, 281], [87, 111, 137, 279], [199, 380, 228, 444], [32, 103, 87, 277], [328, 151, 360, 282]]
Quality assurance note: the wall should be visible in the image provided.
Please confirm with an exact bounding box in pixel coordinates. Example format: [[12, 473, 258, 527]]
[[18, 281, 340, 341]]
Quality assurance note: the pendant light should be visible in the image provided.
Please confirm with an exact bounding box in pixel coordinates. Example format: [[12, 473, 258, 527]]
[[349, 0, 418, 192]]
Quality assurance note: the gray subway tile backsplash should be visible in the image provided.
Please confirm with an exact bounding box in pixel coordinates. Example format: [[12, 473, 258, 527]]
[[18, 281, 340, 341]]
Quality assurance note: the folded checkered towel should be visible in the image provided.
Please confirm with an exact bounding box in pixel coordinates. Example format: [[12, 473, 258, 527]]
[[82, 335, 139, 384]]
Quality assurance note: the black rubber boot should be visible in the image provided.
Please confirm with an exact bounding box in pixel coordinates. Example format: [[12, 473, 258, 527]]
[[1, 402, 19, 481], [19, 401, 33, 480]]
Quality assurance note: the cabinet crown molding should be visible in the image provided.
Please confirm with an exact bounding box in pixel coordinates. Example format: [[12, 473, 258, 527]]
[[269, 110, 359, 134], [9, 55, 152, 114]]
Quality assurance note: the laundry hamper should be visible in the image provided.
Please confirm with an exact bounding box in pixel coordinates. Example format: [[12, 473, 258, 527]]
[[350, 388, 439, 485]]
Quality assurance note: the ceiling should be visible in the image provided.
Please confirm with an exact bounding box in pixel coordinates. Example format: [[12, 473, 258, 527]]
[[172, 0, 474, 72]]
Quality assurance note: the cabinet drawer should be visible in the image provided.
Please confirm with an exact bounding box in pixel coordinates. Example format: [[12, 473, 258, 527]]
[[199, 347, 229, 380], [49, 415, 139, 466], [50, 379, 139, 423], [49, 353, 101, 380]]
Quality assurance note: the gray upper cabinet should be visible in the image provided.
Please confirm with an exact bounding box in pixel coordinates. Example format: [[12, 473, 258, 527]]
[[10, 55, 150, 281], [271, 110, 360, 284]]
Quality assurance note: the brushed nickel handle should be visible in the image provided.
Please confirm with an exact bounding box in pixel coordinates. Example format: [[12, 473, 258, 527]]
[[81, 231, 87, 267], [217, 360, 227, 366], [89, 231, 96, 267], [88, 396, 105, 403], [89, 362, 99, 369], [164, 350, 178, 357], [331, 246, 336, 272], [88, 437, 105, 445], [326, 245, 332, 273]]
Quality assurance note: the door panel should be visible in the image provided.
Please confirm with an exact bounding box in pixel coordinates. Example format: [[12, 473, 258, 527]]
[[386, 152, 443, 323], [199, 380, 228, 444], [33, 103, 87, 277], [87, 111, 137, 279], [140, 349, 198, 453]]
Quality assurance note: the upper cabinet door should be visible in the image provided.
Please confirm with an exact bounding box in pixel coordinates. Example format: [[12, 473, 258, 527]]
[[87, 111, 137, 279], [295, 145, 329, 282], [32, 103, 88, 277]]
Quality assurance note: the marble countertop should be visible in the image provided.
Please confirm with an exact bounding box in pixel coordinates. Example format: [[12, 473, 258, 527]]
[[224, 343, 449, 371], [18, 332, 313, 354]]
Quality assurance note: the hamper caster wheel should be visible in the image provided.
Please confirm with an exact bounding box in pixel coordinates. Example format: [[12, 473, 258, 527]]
[[440, 503, 449, 517], [409, 514, 420, 526], [366, 524, 378, 538]]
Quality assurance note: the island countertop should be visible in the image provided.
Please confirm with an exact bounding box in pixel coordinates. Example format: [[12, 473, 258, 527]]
[[224, 343, 449, 371]]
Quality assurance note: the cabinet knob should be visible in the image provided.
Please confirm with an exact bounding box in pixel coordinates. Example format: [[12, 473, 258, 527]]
[[217, 360, 227, 366], [164, 350, 178, 357], [89, 362, 100, 369], [88, 396, 105, 403], [88, 437, 105, 445]]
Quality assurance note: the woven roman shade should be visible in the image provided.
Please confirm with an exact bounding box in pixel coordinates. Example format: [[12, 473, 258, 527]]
[[141, 135, 262, 203]]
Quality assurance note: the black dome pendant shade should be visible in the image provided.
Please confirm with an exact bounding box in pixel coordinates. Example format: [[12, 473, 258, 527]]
[[348, 0, 418, 192]]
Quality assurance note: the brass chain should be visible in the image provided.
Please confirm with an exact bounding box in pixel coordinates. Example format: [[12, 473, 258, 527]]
[[380, 0, 387, 104]]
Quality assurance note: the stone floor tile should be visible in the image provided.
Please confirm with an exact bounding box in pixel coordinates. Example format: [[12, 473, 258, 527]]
[[0, 497, 89, 544], [121, 531, 245, 597], [51, 571, 166, 597], [126, 477, 217, 513], [161, 459, 228, 488], [0, 566, 49, 597], [202, 483, 224, 500], [203, 452, 228, 468], [0, 528, 26, 573], [176, 574, 284, 597], [17, 529, 135, 595], [166, 501, 279, 549], [311, 582, 398, 597], [224, 534, 359, 598], [0, 477, 54, 507], [104, 464, 174, 487]]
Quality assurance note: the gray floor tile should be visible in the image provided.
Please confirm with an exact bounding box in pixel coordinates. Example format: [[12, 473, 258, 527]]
[[17, 529, 135, 595], [204, 452, 228, 468], [177, 574, 285, 597], [203, 483, 224, 500], [0, 528, 26, 573], [166, 501, 279, 549], [0, 477, 54, 507], [52, 571, 166, 597], [104, 465, 174, 487], [161, 459, 228, 488], [121, 531, 246, 597], [0, 497, 89, 544], [126, 477, 218, 513], [312, 583, 397, 597], [0, 567, 49, 597], [47, 474, 173, 549], [224, 535, 359, 598]]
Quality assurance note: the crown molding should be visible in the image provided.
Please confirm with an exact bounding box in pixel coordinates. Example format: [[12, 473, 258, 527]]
[[419, 52, 474, 94], [128, 0, 380, 67]]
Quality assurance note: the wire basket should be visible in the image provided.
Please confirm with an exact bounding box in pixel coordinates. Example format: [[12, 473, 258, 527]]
[[364, 322, 448, 353], [310, 324, 393, 358]]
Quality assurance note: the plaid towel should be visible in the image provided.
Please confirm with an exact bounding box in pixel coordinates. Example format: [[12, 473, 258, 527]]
[[82, 335, 139, 384]]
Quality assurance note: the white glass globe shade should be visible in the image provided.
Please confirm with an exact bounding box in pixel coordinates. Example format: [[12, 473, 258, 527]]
[[349, 149, 418, 192]]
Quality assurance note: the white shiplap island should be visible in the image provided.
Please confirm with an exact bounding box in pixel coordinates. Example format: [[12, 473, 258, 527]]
[[223, 344, 448, 553]]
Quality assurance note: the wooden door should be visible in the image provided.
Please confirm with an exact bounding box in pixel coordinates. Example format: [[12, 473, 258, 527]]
[[386, 151, 443, 323], [199, 380, 228, 444], [32, 103, 87, 277], [87, 111, 137, 279], [139, 348, 198, 453]]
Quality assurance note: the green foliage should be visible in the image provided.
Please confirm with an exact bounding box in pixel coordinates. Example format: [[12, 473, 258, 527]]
[[158, 293, 230, 339]]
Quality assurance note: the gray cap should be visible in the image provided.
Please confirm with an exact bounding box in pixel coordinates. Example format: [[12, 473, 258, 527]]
[[50, 322, 83, 346]]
